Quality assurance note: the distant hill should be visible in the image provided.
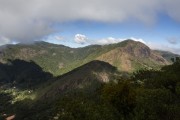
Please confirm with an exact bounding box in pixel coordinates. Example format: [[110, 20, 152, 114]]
[[153, 50, 180, 62], [0, 40, 176, 76]]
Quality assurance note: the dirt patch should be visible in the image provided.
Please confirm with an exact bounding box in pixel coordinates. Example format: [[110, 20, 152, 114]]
[[6, 115, 15, 120]]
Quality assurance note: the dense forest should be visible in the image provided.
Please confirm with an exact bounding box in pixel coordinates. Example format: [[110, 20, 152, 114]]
[[0, 0, 180, 119], [0, 58, 179, 120]]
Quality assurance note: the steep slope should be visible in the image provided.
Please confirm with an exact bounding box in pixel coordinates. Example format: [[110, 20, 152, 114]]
[[39, 60, 119, 99], [97, 40, 169, 72], [0, 59, 53, 89]]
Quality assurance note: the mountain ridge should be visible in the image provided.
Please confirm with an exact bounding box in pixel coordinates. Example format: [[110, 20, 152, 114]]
[[0, 40, 177, 75], [39, 60, 119, 99], [0, 40, 180, 120]]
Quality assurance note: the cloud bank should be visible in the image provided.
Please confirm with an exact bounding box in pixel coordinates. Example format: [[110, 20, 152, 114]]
[[74, 33, 146, 45], [73, 34, 180, 55], [94, 37, 146, 45], [0, 0, 180, 44], [95, 36, 180, 55], [0, 36, 11, 46], [147, 42, 180, 55]]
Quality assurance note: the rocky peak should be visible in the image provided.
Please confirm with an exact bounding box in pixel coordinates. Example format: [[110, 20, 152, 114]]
[[120, 40, 151, 57]]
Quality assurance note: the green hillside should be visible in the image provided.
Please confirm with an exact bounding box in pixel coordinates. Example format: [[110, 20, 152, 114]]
[[0, 57, 179, 120], [0, 40, 179, 120], [37, 60, 120, 100], [0, 40, 176, 76]]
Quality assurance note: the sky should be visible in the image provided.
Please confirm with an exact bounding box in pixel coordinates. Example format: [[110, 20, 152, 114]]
[[0, 0, 180, 54]]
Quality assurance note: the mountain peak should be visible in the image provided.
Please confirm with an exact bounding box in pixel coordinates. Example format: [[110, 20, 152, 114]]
[[40, 60, 118, 98], [96, 39, 168, 72], [115, 39, 151, 57], [0, 39, 171, 75]]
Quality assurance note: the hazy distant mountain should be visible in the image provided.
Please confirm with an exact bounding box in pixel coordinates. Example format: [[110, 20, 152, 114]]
[[153, 50, 180, 62], [0, 40, 176, 76]]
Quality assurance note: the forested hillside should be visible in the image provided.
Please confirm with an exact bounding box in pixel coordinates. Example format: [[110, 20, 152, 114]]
[[0, 58, 179, 120], [0, 40, 177, 76]]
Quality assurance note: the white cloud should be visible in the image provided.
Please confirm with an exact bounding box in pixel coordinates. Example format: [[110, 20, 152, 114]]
[[96, 37, 119, 45], [95, 37, 146, 45], [54, 36, 64, 41], [95, 37, 180, 55], [0, 0, 180, 44], [130, 37, 146, 44], [147, 42, 180, 55], [0, 36, 11, 46], [167, 37, 180, 45], [74, 34, 88, 44]]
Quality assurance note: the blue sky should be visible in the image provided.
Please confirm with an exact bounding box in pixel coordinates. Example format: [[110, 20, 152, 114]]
[[45, 14, 180, 54], [0, 0, 180, 54]]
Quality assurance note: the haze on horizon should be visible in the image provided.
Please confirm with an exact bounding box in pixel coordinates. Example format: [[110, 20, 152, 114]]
[[0, 0, 180, 54]]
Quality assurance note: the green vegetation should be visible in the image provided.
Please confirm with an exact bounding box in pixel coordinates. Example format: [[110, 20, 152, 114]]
[[0, 40, 179, 119], [0, 88, 35, 104], [0, 59, 179, 120], [0, 40, 176, 76], [0, 59, 53, 89]]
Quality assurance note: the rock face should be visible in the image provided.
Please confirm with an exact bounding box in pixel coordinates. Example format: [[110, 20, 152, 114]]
[[117, 40, 151, 57], [97, 40, 169, 72]]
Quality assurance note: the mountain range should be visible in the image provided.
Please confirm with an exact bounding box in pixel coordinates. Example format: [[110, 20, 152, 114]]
[[0, 39, 180, 120], [0, 40, 178, 77]]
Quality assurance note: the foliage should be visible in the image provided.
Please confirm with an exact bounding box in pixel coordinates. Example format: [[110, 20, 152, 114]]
[[0, 55, 180, 120], [0, 40, 174, 76], [132, 60, 180, 120], [0, 59, 53, 89], [102, 81, 136, 119]]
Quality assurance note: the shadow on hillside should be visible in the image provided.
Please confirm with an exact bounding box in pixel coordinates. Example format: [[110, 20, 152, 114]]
[[56, 60, 130, 81], [0, 59, 53, 89]]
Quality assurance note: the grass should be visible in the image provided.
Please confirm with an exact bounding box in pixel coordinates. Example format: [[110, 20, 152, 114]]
[[1, 88, 36, 104]]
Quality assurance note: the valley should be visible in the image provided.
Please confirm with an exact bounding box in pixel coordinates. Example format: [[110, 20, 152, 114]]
[[0, 40, 180, 120]]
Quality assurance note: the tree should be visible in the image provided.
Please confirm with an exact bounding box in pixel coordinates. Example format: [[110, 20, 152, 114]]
[[102, 81, 136, 119]]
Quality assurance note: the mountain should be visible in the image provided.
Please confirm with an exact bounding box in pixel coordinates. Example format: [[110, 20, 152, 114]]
[[0, 41, 180, 120], [0, 40, 175, 76], [96, 40, 169, 72], [38, 60, 119, 99], [153, 50, 180, 62], [0, 59, 53, 89]]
